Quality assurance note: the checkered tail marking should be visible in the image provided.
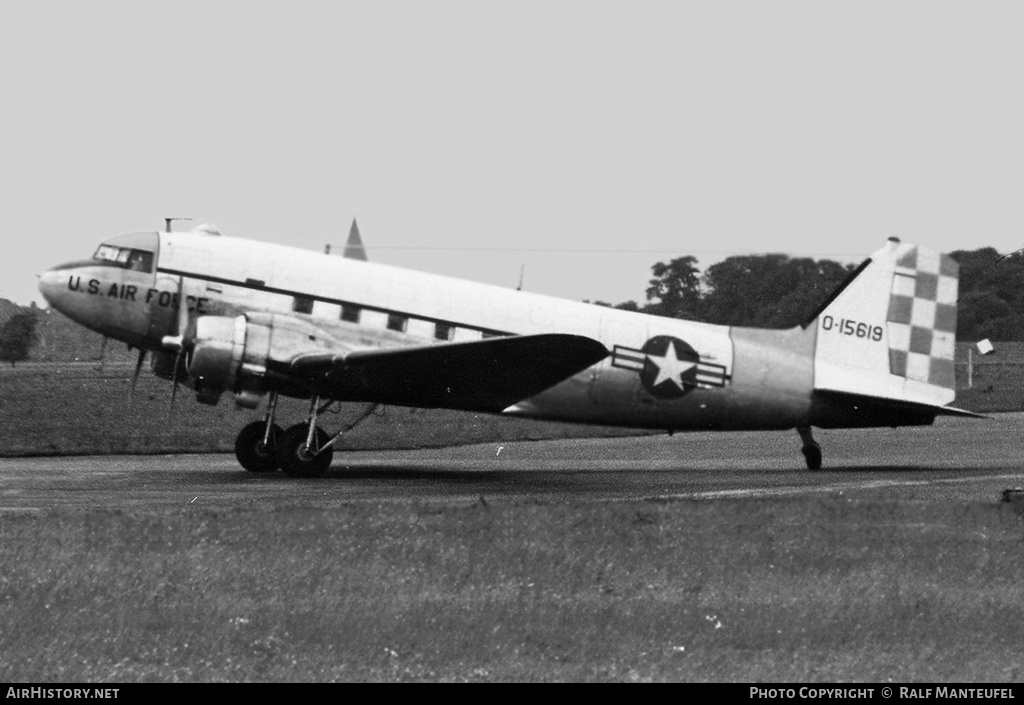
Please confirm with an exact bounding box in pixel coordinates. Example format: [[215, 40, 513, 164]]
[[885, 246, 958, 389]]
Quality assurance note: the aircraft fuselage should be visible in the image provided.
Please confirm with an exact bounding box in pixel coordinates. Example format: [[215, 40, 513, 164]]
[[39, 228, 818, 431]]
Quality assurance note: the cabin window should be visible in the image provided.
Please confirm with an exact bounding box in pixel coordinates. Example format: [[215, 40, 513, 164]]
[[434, 322, 454, 341], [387, 314, 408, 332], [340, 304, 361, 323], [292, 296, 314, 314]]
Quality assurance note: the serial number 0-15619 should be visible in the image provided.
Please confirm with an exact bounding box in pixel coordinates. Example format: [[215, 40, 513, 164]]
[[820, 315, 883, 341]]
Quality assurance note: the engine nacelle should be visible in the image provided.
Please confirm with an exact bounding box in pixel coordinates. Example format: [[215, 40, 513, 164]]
[[186, 316, 244, 406], [188, 316, 246, 396], [185, 313, 337, 407]]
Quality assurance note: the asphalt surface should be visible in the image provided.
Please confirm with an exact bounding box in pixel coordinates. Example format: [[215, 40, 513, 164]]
[[2, 412, 1022, 513]]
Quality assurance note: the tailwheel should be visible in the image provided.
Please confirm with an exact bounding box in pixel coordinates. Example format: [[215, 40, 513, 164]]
[[278, 423, 333, 478], [234, 421, 282, 473], [796, 425, 822, 471], [801, 445, 823, 471]]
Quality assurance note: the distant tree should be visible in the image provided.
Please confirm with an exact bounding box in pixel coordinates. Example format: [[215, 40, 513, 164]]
[[701, 254, 854, 327], [0, 312, 39, 366], [598, 245, 1024, 339], [950, 248, 1024, 341], [644, 255, 702, 319], [951, 247, 995, 285]]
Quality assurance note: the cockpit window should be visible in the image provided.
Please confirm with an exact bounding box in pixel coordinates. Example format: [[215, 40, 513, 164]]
[[94, 245, 130, 264], [93, 245, 153, 273], [126, 250, 153, 272]]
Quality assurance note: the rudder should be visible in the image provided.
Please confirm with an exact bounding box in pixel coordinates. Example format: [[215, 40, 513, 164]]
[[812, 238, 958, 408]]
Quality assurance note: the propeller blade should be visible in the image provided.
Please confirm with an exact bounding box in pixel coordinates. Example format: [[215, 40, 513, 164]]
[[127, 348, 146, 412], [167, 276, 190, 419], [174, 276, 189, 337], [168, 349, 182, 419], [95, 336, 108, 371]]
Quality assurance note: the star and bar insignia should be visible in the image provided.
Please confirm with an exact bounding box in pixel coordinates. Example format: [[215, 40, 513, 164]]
[[612, 335, 730, 399]]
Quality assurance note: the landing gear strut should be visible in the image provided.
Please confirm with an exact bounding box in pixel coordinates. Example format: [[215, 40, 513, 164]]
[[274, 397, 381, 478], [797, 426, 822, 471], [278, 396, 333, 478], [234, 392, 282, 473], [279, 423, 332, 477]]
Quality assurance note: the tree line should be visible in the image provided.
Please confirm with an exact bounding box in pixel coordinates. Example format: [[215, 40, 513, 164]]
[[590, 246, 1024, 341], [0, 309, 38, 365]]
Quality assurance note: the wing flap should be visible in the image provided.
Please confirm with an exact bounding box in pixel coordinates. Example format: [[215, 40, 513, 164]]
[[291, 333, 608, 412]]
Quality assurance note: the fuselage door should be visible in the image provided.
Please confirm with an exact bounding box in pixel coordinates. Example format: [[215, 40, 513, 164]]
[[146, 237, 210, 344]]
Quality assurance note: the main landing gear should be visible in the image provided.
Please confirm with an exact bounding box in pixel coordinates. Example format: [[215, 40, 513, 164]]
[[797, 426, 822, 471], [234, 391, 282, 473], [232, 392, 379, 478]]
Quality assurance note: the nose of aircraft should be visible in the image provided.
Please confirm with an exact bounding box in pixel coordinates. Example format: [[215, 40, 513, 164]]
[[38, 267, 65, 308], [38, 266, 61, 307]]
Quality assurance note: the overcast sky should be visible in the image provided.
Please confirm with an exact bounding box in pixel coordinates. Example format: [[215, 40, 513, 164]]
[[1, 0, 1021, 308]]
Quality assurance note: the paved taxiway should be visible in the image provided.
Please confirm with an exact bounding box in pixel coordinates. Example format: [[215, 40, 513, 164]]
[[1, 413, 1021, 513]]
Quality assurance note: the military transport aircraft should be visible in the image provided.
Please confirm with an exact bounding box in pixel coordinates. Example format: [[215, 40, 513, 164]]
[[38, 221, 976, 477]]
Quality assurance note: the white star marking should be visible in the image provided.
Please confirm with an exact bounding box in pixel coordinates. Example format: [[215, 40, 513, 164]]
[[647, 344, 697, 390]]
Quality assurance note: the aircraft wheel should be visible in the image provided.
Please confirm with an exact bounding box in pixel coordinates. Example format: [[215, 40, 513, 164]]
[[802, 445, 823, 471], [278, 424, 333, 478], [234, 422, 282, 473]]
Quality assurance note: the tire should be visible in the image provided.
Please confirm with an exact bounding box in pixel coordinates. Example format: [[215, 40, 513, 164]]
[[802, 445, 823, 471], [234, 421, 282, 473], [277, 424, 333, 478]]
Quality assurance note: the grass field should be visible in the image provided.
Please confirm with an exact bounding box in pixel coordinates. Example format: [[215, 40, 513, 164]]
[[954, 344, 1024, 413], [3, 359, 1024, 682], [1, 499, 1022, 682], [0, 363, 646, 457]]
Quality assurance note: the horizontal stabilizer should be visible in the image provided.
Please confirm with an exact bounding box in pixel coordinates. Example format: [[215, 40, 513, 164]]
[[291, 333, 609, 412], [931, 405, 987, 419], [809, 389, 985, 429]]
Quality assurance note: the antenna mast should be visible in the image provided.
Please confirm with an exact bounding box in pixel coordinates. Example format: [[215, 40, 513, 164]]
[[164, 217, 192, 233]]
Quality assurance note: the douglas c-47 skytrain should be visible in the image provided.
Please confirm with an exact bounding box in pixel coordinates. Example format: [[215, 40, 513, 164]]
[[38, 221, 978, 476]]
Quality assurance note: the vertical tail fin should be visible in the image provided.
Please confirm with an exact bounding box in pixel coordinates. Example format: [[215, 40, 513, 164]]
[[812, 238, 958, 408]]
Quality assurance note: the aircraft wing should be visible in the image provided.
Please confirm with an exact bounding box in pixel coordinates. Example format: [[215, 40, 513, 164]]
[[289, 333, 609, 412]]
